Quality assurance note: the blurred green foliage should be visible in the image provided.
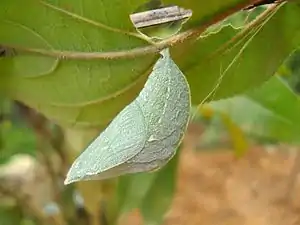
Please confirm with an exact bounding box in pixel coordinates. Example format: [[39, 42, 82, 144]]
[[281, 49, 300, 93], [194, 49, 300, 152], [0, 100, 36, 164]]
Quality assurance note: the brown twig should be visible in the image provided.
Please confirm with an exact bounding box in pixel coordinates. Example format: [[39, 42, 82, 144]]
[[130, 6, 192, 28], [243, 0, 284, 10], [1, 0, 276, 60], [15, 103, 60, 185], [14, 102, 68, 224], [16, 102, 67, 175], [49, 124, 68, 174]]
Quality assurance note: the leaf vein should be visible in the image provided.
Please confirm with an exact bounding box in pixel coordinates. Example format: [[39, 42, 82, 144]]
[[40, 0, 150, 43]]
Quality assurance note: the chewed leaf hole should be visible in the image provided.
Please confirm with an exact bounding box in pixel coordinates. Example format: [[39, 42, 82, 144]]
[[129, 0, 192, 40]]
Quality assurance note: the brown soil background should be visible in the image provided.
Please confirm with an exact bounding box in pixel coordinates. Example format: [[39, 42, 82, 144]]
[[122, 123, 300, 225]]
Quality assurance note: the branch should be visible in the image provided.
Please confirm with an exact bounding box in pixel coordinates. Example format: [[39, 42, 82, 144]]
[[15, 102, 68, 224], [129, 6, 192, 28], [1, 0, 278, 60]]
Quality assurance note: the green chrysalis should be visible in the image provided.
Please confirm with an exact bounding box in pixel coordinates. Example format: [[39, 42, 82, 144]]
[[64, 49, 191, 184]]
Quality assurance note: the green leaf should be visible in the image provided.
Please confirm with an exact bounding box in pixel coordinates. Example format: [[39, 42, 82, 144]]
[[0, 206, 23, 225], [0, 107, 36, 164], [163, 0, 251, 29], [172, 2, 300, 104], [140, 145, 181, 225], [106, 172, 156, 225], [112, 145, 181, 225], [107, 146, 181, 225], [64, 49, 191, 184], [208, 75, 300, 143], [221, 6, 267, 29], [116, 173, 156, 214], [0, 0, 156, 129], [2, 1, 300, 130]]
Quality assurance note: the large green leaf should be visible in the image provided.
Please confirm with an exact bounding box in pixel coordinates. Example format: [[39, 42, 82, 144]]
[[0, 206, 23, 225], [208, 75, 300, 143], [114, 145, 181, 225], [0, 0, 156, 129], [172, 2, 300, 104], [163, 0, 252, 29], [140, 145, 180, 225], [2, 1, 299, 130], [116, 172, 157, 214]]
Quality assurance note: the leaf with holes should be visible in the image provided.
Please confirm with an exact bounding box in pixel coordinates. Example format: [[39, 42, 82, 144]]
[[171, 2, 300, 104], [163, 0, 252, 29]]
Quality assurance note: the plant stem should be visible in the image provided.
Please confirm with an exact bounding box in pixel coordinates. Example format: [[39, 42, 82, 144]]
[[1, 0, 282, 60], [15, 102, 69, 224]]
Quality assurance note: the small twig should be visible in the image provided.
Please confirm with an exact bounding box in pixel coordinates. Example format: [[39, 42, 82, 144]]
[[16, 102, 66, 172], [50, 124, 68, 175], [14, 102, 68, 224], [130, 6, 192, 28], [243, 0, 284, 10], [1, 0, 271, 60], [16, 103, 61, 187]]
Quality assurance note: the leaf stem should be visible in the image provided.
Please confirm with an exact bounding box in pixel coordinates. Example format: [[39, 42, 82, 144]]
[[15, 102, 69, 224]]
